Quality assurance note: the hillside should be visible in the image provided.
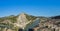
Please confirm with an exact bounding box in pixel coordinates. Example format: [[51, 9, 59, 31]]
[[0, 13, 60, 31], [0, 13, 42, 31]]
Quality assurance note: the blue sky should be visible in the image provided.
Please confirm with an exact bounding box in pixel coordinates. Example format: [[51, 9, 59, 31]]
[[0, 0, 60, 17]]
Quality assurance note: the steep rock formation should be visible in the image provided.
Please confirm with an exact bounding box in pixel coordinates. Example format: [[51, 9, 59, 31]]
[[15, 13, 29, 29]]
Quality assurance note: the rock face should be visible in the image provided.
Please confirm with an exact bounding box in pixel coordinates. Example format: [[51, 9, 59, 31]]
[[25, 18, 40, 31], [16, 13, 31, 29]]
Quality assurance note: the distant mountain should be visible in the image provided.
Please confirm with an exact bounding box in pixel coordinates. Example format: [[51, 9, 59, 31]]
[[51, 15, 60, 19]]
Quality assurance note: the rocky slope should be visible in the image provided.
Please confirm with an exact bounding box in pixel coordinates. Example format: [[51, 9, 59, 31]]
[[32, 16, 60, 31], [0, 13, 40, 31], [0, 13, 60, 31]]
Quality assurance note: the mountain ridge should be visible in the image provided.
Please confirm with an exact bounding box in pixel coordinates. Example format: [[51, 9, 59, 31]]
[[0, 13, 60, 31]]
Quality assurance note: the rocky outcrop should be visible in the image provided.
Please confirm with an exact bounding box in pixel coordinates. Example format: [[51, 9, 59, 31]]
[[14, 13, 37, 30], [15, 13, 29, 29]]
